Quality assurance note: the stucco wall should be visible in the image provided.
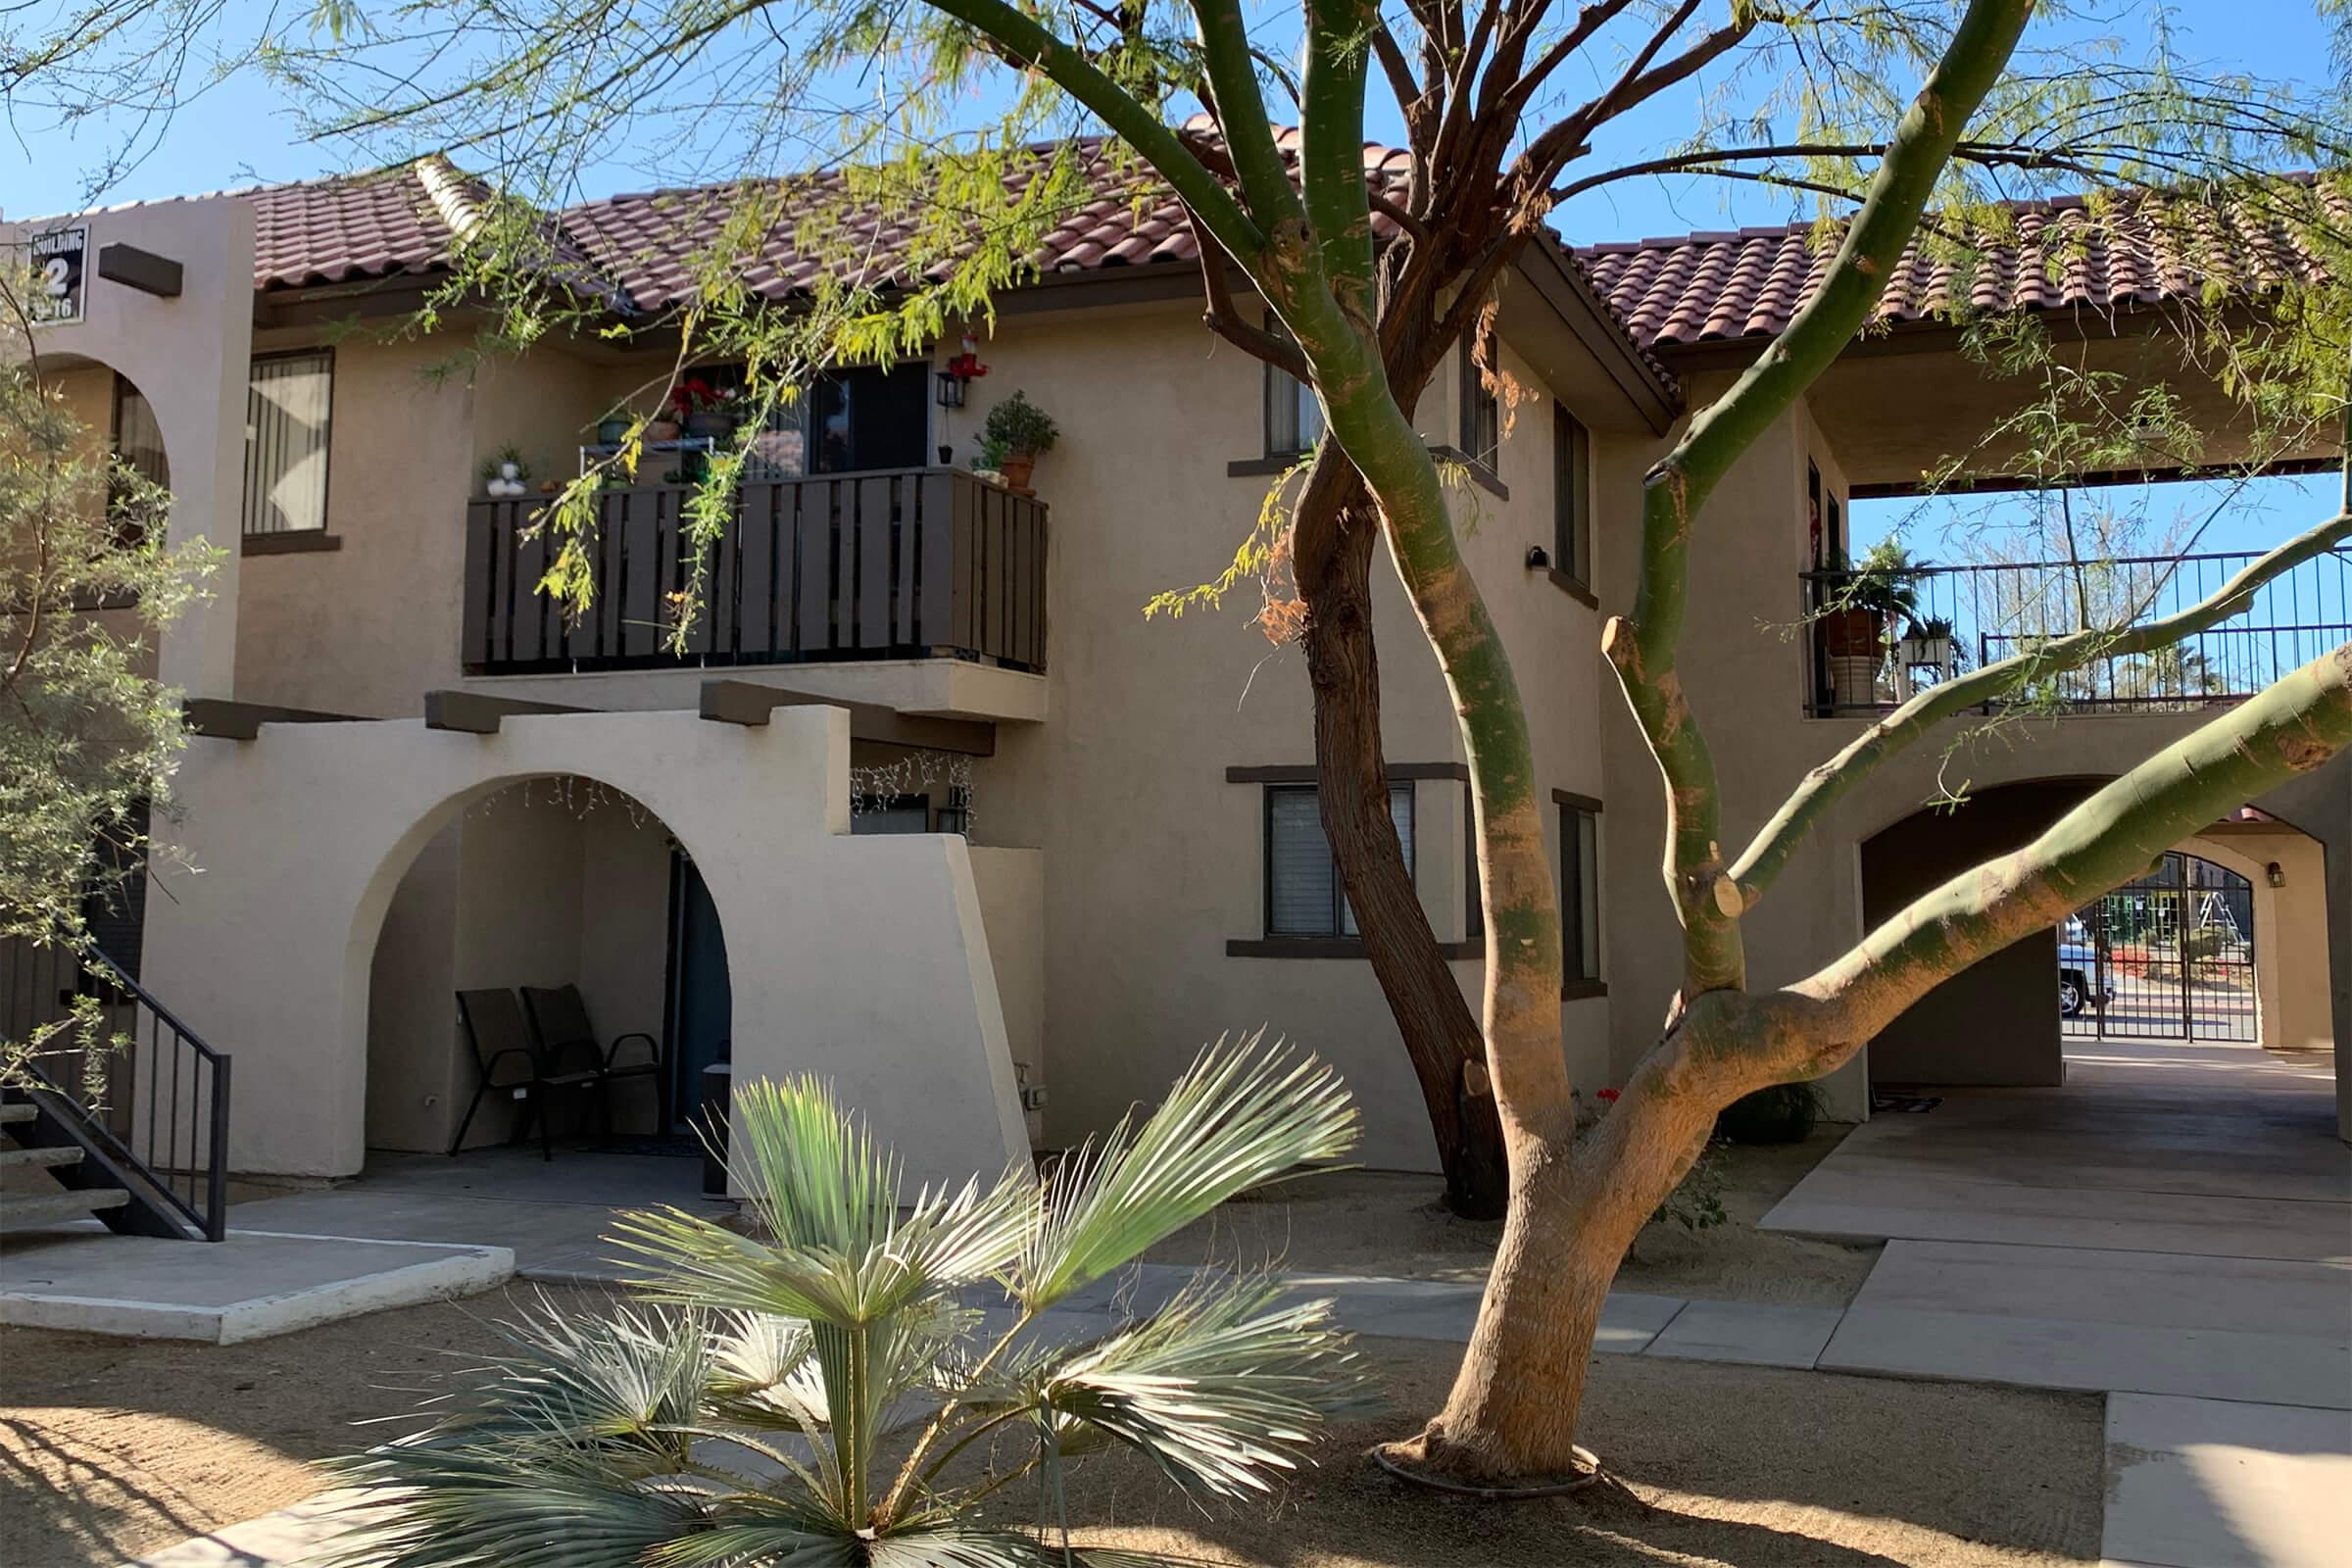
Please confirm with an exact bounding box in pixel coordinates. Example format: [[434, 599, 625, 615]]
[[142, 706, 1028, 1186], [950, 299, 1619, 1166], [1596, 374, 2349, 1123]]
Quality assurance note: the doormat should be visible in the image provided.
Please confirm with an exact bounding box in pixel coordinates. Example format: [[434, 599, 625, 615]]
[[1870, 1093, 1943, 1114]]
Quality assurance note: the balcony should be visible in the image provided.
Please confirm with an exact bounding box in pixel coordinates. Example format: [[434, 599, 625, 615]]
[[1803, 548, 2352, 717], [463, 468, 1047, 677]]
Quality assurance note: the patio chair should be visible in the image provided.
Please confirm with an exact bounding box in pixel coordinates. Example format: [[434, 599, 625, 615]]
[[520, 984, 670, 1137], [450, 988, 606, 1160]]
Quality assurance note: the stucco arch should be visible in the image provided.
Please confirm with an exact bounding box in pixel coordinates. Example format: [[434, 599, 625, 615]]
[[3, 197, 254, 696], [141, 705, 1029, 1186]]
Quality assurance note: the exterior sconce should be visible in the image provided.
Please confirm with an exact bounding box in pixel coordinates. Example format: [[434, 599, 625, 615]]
[[2266, 861, 2285, 888], [935, 369, 966, 409], [938, 337, 989, 409], [1526, 544, 1551, 570]]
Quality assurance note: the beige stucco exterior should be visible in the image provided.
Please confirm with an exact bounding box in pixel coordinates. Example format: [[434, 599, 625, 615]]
[[12, 189, 2344, 1182]]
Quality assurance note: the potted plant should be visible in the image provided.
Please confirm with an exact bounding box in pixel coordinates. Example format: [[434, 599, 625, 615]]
[[978, 389, 1056, 493], [1818, 541, 1921, 707], [478, 445, 531, 498], [1901, 612, 1958, 676], [1715, 1081, 1823, 1145], [669, 377, 742, 441], [594, 401, 632, 446]]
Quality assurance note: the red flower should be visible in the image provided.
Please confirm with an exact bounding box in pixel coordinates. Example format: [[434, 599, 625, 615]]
[[1594, 1087, 1621, 1103]]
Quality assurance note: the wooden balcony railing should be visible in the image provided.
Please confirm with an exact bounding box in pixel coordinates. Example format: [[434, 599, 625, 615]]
[[463, 467, 1047, 675]]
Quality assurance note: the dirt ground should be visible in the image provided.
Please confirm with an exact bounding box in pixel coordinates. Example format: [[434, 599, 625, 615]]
[[1, 1274, 2101, 1568], [1145, 1129, 1880, 1306], [986, 1337, 2105, 1566]]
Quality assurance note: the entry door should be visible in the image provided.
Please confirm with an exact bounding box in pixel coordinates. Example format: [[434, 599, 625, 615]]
[[665, 852, 733, 1132]]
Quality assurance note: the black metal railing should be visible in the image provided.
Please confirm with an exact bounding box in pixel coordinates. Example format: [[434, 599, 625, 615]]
[[1, 939, 231, 1241], [463, 467, 1049, 676], [1802, 547, 2352, 716]]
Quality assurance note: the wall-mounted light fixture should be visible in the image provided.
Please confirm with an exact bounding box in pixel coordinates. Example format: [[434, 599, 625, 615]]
[[935, 368, 966, 409], [1526, 544, 1551, 571], [2266, 861, 2285, 888]]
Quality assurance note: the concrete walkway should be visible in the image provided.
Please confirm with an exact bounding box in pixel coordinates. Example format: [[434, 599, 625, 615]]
[[1765, 1035, 2350, 1568], [109, 1049, 2352, 1566]]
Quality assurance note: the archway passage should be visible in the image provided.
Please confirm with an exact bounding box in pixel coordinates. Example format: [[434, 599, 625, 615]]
[[2060, 852, 2256, 1044], [141, 705, 1027, 1187], [366, 776, 731, 1179], [1860, 780, 2337, 1090]]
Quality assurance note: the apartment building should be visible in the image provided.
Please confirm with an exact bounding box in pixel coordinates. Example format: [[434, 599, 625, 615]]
[[5, 154, 2344, 1218]]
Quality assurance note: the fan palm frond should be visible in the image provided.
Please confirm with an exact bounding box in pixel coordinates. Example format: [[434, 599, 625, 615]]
[[1030, 1277, 1373, 1499], [1010, 1031, 1358, 1311], [329, 1036, 1367, 1568]]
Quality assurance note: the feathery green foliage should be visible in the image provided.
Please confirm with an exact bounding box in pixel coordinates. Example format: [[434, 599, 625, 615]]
[[325, 1030, 1369, 1566], [0, 278, 215, 1093]]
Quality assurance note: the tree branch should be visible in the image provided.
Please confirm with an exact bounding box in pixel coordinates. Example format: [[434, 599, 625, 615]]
[[1184, 203, 1312, 379], [1730, 508, 2352, 901], [1603, 0, 2037, 996], [1791, 637, 2352, 1048], [1189, 0, 1304, 227], [921, 0, 1265, 265], [1301, 0, 1381, 327]]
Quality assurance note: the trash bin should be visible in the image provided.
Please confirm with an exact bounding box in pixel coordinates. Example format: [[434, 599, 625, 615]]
[[700, 1063, 733, 1197]]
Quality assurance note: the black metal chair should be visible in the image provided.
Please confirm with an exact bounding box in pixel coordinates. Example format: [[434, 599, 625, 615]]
[[450, 989, 605, 1160], [520, 984, 670, 1138]]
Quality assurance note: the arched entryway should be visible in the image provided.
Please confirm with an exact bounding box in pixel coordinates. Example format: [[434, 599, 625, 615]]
[[1860, 780, 2338, 1088], [364, 776, 735, 1164], [141, 704, 1028, 1187]]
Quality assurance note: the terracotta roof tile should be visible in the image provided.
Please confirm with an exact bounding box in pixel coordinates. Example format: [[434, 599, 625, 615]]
[[1578, 191, 2335, 350]]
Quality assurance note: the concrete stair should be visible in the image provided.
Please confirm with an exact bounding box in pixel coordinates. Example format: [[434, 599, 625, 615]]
[[0, 1184, 130, 1232], [0, 1101, 137, 1236]]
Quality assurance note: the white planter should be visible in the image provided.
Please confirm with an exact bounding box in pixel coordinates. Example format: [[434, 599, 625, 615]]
[[1828, 654, 1884, 709], [1901, 633, 1954, 672]]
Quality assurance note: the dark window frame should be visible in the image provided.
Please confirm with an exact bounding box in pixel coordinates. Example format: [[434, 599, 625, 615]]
[[1551, 401, 1592, 602], [1260, 780, 1415, 939], [1226, 763, 1483, 958], [242, 346, 336, 538], [1555, 789, 1605, 999], [1457, 333, 1501, 472], [1261, 360, 1325, 460]]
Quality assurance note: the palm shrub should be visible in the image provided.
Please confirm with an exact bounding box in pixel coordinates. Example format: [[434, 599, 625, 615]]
[[326, 1031, 1369, 1566]]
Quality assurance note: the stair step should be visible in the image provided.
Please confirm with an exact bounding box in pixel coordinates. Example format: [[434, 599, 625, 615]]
[[0, 1144, 83, 1171], [0, 1102, 35, 1125], [0, 1186, 129, 1231]]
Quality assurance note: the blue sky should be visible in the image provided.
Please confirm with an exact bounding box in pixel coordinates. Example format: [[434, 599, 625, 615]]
[[9, 0, 2341, 245], [9, 1, 2337, 551]]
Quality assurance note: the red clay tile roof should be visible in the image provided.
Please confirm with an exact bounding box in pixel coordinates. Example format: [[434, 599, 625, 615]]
[[1578, 192, 2333, 350], [555, 122, 1414, 313], [248, 165, 459, 290]]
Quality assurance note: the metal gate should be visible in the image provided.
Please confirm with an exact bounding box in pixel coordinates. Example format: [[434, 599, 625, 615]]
[[2060, 852, 2257, 1042]]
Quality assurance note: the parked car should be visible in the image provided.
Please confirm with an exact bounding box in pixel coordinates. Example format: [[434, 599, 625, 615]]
[[2057, 938, 2116, 1016]]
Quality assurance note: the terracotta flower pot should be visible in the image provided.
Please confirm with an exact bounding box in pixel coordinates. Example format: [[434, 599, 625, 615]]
[[645, 418, 682, 443], [1820, 606, 1886, 659], [1000, 453, 1036, 493]]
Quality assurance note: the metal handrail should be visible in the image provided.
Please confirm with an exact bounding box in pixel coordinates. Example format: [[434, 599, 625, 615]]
[[15, 945, 232, 1241]]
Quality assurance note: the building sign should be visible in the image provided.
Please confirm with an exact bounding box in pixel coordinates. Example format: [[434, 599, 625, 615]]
[[27, 225, 88, 325]]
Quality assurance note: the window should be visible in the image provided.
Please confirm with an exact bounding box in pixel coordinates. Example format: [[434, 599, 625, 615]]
[[739, 362, 931, 479], [852, 794, 931, 833], [1266, 783, 1413, 938], [1264, 365, 1326, 456], [1552, 402, 1592, 589], [242, 351, 332, 534], [1559, 795, 1601, 991], [110, 376, 168, 546], [1458, 334, 1499, 467]]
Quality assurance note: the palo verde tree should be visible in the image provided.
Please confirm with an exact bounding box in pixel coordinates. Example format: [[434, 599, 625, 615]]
[[245, 0, 2352, 1484]]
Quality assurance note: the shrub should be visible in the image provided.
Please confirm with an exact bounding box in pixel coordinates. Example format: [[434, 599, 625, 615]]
[[326, 1033, 1372, 1566], [1715, 1081, 1824, 1146]]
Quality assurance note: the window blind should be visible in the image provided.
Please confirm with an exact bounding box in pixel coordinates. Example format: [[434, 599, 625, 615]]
[[243, 353, 331, 534]]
